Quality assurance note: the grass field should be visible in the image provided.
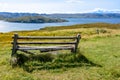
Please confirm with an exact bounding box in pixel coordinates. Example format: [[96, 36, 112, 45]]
[[0, 23, 120, 80]]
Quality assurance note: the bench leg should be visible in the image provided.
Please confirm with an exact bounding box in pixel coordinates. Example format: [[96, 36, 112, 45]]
[[11, 49, 18, 67], [11, 49, 17, 56], [10, 55, 18, 68], [71, 48, 76, 53], [11, 34, 18, 67]]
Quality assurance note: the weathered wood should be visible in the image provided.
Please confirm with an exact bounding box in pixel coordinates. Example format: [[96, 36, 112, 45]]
[[17, 42, 76, 45], [74, 34, 81, 53], [11, 33, 18, 56], [11, 34, 81, 54], [11, 34, 81, 67], [18, 45, 74, 51], [18, 46, 74, 52], [17, 36, 77, 39], [19, 50, 34, 55]]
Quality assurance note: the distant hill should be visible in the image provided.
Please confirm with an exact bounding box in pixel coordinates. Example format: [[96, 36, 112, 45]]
[[0, 12, 67, 23], [4, 16, 68, 23], [0, 12, 120, 23], [43, 13, 120, 18], [0, 12, 40, 18], [0, 12, 120, 19]]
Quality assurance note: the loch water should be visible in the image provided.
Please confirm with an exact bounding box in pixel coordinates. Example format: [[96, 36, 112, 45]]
[[0, 18, 120, 32]]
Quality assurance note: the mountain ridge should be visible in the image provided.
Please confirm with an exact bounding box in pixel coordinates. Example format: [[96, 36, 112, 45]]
[[0, 12, 120, 23], [90, 9, 120, 13]]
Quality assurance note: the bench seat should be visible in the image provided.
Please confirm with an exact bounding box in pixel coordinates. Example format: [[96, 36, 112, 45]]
[[18, 45, 74, 52]]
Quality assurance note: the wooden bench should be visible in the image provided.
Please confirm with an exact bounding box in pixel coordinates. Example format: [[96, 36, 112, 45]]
[[11, 34, 81, 56]]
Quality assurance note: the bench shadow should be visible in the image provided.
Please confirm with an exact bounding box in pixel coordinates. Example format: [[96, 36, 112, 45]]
[[15, 52, 102, 72]]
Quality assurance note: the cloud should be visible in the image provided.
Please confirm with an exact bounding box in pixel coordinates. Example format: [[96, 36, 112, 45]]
[[0, 2, 8, 7], [92, 8, 120, 13], [66, 0, 84, 3], [0, 3, 41, 13], [83, 8, 120, 13]]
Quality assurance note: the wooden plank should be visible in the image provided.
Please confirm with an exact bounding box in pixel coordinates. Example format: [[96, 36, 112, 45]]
[[74, 34, 81, 53], [18, 45, 74, 51], [19, 50, 34, 55], [11, 34, 81, 54], [11, 33, 18, 56], [17, 36, 77, 39], [16, 42, 76, 44]]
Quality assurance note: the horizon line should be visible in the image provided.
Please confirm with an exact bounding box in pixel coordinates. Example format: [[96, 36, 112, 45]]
[[0, 11, 120, 14]]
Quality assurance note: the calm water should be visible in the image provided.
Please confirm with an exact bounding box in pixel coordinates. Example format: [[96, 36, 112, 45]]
[[0, 18, 120, 32]]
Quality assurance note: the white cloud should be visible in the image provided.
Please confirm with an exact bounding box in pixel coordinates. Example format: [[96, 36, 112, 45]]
[[0, 2, 8, 7], [66, 0, 84, 3], [0, 3, 41, 13], [0, 2, 119, 14], [0, 2, 83, 13], [92, 8, 120, 13], [83, 8, 120, 13]]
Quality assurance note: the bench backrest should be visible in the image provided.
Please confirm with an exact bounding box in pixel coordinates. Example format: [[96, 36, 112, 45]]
[[11, 34, 81, 56]]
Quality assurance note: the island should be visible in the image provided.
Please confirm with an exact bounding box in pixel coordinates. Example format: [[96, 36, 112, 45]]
[[3, 16, 68, 23]]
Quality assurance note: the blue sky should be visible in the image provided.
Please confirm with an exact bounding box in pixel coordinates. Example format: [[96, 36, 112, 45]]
[[0, 0, 120, 13]]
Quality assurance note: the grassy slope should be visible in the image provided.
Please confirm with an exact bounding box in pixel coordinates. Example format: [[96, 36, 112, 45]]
[[0, 23, 120, 80]]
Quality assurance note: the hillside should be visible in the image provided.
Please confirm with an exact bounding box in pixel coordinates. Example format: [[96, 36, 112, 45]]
[[43, 13, 120, 18], [0, 12, 120, 23], [0, 23, 120, 80], [4, 16, 68, 23], [0, 12, 40, 18], [0, 12, 120, 19], [0, 12, 67, 23]]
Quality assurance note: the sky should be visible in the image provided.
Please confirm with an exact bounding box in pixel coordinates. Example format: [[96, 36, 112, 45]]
[[0, 0, 120, 13]]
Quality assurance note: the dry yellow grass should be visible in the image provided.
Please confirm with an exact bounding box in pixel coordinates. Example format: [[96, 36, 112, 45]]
[[0, 23, 120, 80]]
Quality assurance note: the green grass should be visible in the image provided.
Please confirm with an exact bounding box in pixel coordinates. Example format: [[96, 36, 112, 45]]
[[0, 23, 120, 80]]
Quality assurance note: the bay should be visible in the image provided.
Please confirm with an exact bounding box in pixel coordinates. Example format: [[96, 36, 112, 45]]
[[0, 18, 120, 32]]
